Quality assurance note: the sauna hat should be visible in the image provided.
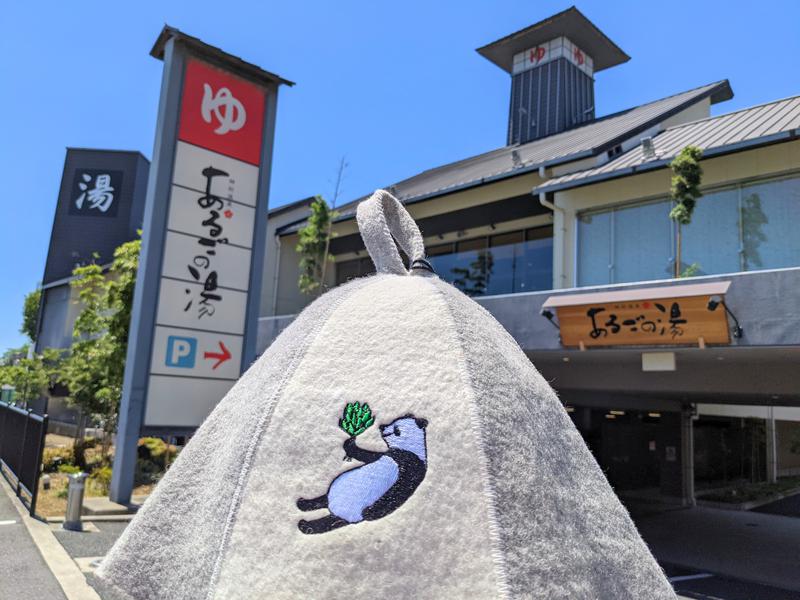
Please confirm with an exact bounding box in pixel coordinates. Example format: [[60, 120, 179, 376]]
[[97, 190, 675, 599]]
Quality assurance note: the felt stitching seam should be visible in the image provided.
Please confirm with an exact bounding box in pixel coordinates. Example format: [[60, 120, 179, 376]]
[[204, 277, 380, 599], [427, 278, 512, 599]]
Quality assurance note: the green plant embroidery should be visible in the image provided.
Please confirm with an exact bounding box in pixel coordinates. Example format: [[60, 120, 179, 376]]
[[339, 401, 374, 437]]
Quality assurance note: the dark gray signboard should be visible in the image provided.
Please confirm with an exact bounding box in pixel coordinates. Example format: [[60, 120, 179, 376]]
[[42, 149, 149, 285], [109, 27, 292, 503]]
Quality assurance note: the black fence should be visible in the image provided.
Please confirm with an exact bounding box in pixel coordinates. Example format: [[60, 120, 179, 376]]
[[0, 402, 48, 515]]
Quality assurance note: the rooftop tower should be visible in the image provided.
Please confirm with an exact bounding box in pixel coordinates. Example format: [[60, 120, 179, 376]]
[[477, 6, 630, 145]]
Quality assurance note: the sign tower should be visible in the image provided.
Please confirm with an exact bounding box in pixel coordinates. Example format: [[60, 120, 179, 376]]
[[110, 27, 292, 503]]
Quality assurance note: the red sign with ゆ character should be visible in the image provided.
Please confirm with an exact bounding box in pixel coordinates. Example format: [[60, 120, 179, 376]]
[[178, 59, 266, 166]]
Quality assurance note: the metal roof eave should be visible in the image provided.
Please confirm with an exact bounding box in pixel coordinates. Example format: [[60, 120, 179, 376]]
[[276, 80, 732, 236], [535, 128, 800, 196], [274, 161, 552, 237], [476, 6, 630, 73], [542, 280, 731, 308], [151, 25, 295, 87]]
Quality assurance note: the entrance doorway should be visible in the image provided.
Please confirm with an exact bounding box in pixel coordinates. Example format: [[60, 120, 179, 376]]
[[568, 407, 683, 503]]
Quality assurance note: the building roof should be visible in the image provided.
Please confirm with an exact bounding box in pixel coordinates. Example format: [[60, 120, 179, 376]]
[[536, 94, 800, 194], [151, 25, 294, 87], [277, 80, 732, 235], [268, 195, 317, 218], [476, 6, 630, 73]]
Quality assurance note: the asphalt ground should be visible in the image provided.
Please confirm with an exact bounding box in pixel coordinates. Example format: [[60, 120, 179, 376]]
[[48, 517, 800, 600], [665, 564, 800, 600], [53, 520, 129, 558], [0, 479, 66, 600], [753, 491, 800, 517]]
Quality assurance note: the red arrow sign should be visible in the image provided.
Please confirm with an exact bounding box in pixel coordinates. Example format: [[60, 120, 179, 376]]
[[203, 341, 231, 370]]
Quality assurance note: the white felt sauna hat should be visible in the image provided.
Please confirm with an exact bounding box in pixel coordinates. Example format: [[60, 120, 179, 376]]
[[97, 190, 675, 600]]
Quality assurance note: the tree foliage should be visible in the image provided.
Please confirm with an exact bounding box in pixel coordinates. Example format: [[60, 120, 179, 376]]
[[296, 196, 337, 295], [669, 146, 703, 225], [58, 238, 140, 435], [21, 289, 41, 341], [669, 146, 703, 277], [0, 346, 62, 405]]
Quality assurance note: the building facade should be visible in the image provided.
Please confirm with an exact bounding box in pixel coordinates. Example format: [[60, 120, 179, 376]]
[[258, 8, 800, 504], [35, 148, 149, 425]]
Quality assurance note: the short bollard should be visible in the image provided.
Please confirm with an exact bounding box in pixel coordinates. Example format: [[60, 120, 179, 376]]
[[63, 472, 89, 531]]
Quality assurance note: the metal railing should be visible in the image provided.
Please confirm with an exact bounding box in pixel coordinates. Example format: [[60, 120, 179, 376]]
[[0, 402, 48, 515]]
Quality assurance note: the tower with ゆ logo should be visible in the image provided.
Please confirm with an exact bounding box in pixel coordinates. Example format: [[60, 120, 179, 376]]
[[476, 6, 630, 144], [109, 27, 293, 504]]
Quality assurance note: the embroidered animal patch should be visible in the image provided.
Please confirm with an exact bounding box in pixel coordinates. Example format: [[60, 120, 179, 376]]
[[297, 404, 428, 535]]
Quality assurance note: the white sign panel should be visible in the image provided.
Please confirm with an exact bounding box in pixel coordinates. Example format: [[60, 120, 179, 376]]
[[512, 36, 594, 77], [167, 185, 256, 247], [172, 141, 259, 206], [160, 231, 252, 291], [145, 376, 235, 429], [156, 278, 248, 334], [150, 326, 243, 380], [143, 57, 268, 428]]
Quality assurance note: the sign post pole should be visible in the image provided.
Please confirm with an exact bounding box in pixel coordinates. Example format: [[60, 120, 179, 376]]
[[110, 28, 291, 504]]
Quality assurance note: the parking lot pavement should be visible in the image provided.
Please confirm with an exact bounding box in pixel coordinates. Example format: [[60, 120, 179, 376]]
[[52, 520, 130, 596], [53, 521, 129, 559], [637, 506, 800, 592], [753, 491, 800, 517], [664, 564, 800, 600]]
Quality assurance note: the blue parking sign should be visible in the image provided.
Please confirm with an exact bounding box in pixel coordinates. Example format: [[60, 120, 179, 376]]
[[165, 335, 197, 368]]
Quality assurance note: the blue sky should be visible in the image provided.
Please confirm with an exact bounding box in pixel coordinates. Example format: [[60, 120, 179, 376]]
[[1, 0, 799, 351]]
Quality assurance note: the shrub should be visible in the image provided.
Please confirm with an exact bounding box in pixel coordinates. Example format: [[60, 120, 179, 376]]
[[57, 464, 81, 475], [42, 447, 74, 473], [89, 465, 113, 494], [73, 437, 98, 471], [137, 437, 168, 466]]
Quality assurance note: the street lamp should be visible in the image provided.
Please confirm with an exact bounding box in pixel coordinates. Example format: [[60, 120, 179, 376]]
[[707, 295, 743, 338]]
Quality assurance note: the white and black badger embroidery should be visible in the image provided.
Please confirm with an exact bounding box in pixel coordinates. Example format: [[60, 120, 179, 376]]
[[297, 409, 428, 535]]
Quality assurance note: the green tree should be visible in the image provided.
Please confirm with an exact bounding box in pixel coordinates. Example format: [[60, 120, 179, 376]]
[[668, 146, 703, 277], [21, 289, 41, 341], [0, 347, 61, 406], [58, 237, 141, 452], [296, 196, 337, 295]]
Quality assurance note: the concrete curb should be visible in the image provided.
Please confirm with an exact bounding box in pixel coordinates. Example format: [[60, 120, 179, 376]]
[[696, 486, 800, 511], [0, 478, 100, 600]]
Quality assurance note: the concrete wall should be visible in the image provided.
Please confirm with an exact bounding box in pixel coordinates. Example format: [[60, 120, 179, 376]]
[[259, 267, 800, 354], [259, 200, 315, 317]]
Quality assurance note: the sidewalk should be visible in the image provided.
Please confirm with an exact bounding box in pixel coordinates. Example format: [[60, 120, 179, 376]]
[[0, 478, 66, 600], [636, 505, 800, 592]]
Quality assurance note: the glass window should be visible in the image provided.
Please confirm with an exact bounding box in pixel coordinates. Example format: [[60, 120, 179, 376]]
[[577, 210, 612, 286], [576, 174, 800, 286], [741, 177, 800, 270], [614, 200, 673, 283], [426, 228, 553, 296], [520, 227, 553, 292], [485, 232, 523, 296], [450, 238, 490, 296], [681, 188, 740, 276]]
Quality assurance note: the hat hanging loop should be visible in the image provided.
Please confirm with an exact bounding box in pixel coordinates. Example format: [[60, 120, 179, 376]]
[[356, 189, 431, 276]]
